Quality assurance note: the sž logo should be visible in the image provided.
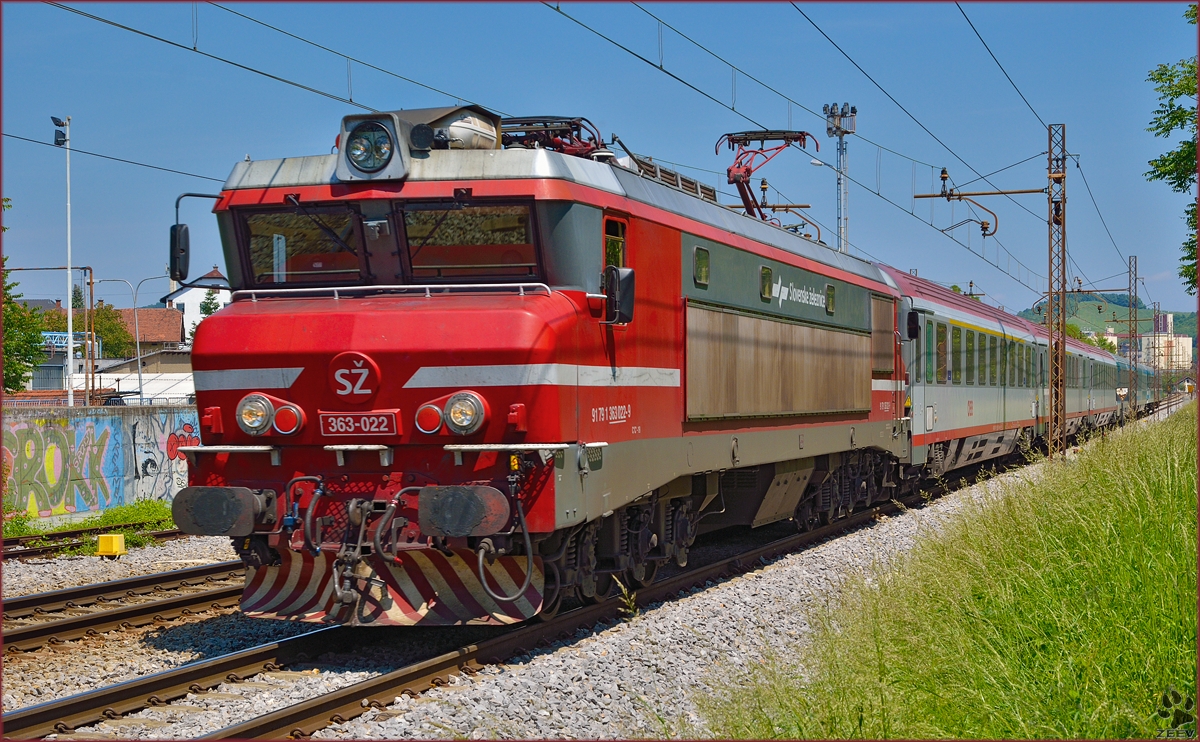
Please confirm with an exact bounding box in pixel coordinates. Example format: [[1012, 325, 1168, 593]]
[[328, 351, 380, 402]]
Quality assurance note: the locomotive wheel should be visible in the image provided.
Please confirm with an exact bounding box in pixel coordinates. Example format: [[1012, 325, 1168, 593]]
[[628, 560, 659, 589], [795, 499, 819, 532], [536, 584, 564, 621], [579, 574, 614, 605]]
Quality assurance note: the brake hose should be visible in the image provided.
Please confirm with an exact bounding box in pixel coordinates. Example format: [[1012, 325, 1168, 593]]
[[476, 499, 535, 604], [371, 487, 423, 560], [303, 483, 326, 556]]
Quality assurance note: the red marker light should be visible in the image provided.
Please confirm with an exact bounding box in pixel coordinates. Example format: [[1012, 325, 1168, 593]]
[[415, 404, 444, 434], [272, 404, 304, 435]]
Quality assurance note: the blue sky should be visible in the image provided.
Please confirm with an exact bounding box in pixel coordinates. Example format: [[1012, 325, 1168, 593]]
[[3, 2, 1196, 315]]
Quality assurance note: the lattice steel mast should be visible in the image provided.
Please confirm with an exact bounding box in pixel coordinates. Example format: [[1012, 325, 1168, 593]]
[[1047, 125, 1067, 458]]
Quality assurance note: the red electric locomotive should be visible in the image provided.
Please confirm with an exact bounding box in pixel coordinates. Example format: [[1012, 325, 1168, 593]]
[[170, 106, 915, 626]]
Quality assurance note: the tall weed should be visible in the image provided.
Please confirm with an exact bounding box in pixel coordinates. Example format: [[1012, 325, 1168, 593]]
[[703, 405, 1197, 739]]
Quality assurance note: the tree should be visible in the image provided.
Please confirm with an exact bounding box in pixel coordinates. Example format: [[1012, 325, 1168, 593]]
[[71, 284, 84, 309], [1145, 4, 1198, 294], [42, 301, 134, 358], [2, 255, 47, 392], [189, 289, 223, 342]]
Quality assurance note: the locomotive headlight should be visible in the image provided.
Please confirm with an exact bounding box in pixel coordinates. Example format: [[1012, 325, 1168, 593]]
[[345, 121, 393, 173], [444, 392, 485, 435], [236, 394, 274, 436]]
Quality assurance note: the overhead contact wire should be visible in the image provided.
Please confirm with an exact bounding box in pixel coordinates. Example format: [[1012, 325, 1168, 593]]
[[547, 3, 1043, 295], [3, 133, 225, 183]]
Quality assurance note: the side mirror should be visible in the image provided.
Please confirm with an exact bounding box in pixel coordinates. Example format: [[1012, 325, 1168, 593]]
[[906, 310, 920, 340], [602, 266, 635, 324], [169, 224, 190, 282]]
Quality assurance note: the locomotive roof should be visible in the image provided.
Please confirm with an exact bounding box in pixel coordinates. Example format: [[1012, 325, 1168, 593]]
[[878, 264, 1115, 361], [223, 148, 891, 288]]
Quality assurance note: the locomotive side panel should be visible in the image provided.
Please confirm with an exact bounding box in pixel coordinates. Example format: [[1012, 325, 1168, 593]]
[[685, 305, 871, 418]]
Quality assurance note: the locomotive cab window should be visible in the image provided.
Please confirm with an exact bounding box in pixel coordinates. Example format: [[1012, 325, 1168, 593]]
[[604, 217, 627, 269], [240, 205, 366, 285], [403, 202, 537, 281]]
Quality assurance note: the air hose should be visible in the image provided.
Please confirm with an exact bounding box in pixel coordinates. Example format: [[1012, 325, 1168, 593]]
[[476, 499, 535, 604]]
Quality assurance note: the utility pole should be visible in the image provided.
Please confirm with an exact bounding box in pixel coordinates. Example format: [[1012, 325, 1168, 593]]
[[52, 115, 73, 406], [1129, 255, 1138, 416], [1047, 124, 1067, 459], [1152, 300, 1161, 403], [824, 102, 855, 253]]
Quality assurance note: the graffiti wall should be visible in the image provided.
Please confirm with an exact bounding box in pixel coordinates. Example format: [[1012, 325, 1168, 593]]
[[2, 406, 200, 521]]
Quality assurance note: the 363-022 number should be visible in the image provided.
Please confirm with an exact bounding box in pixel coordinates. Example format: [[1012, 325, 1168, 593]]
[[319, 412, 398, 436]]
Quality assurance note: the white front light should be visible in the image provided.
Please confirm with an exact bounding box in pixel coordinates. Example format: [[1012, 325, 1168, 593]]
[[346, 121, 393, 173], [444, 392, 485, 435], [236, 394, 274, 436]]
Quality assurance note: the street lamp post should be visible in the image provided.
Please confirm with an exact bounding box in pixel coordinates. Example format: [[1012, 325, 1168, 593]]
[[52, 115, 73, 405], [98, 275, 168, 405]]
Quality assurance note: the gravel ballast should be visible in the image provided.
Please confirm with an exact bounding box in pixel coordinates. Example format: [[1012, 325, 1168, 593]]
[[2, 536, 237, 598], [12, 402, 1185, 739]]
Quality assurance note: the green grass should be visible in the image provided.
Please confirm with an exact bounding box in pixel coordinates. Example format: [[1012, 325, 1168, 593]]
[[2, 499, 176, 554], [702, 405, 1198, 739]]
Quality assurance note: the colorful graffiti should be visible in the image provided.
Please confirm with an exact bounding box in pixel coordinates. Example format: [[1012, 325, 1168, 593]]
[[2, 407, 199, 520]]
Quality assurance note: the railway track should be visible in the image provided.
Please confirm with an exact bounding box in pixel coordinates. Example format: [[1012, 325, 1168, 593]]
[[3, 524, 187, 560], [2, 489, 935, 740], [2, 561, 244, 653], [9, 400, 1192, 740]]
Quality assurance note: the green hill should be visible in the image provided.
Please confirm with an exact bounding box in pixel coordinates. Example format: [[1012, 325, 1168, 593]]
[[1018, 299, 1196, 345]]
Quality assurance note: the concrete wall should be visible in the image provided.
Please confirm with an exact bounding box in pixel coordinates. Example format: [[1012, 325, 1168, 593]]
[[2, 406, 199, 521]]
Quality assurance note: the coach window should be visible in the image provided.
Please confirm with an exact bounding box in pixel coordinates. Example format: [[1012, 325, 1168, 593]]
[[936, 322, 948, 384], [979, 335, 988, 385], [966, 331, 976, 385], [988, 336, 997, 385], [951, 326, 963, 384], [999, 338, 1007, 386], [1015, 343, 1023, 387], [1008, 340, 1017, 388], [926, 320, 935, 384]]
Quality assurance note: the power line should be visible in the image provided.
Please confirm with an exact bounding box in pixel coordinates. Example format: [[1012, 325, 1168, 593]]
[[952, 151, 1046, 190], [1069, 155, 1127, 264], [790, 4, 1045, 227], [206, 3, 510, 116], [545, 2, 1044, 296], [3, 133, 226, 182], [954, 3, 1047, 129], [630, 3, 941, 169], [47, 2, 375, 112]]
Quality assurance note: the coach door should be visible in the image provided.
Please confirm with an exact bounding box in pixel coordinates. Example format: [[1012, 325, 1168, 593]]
[[904, 309, 929, 464]]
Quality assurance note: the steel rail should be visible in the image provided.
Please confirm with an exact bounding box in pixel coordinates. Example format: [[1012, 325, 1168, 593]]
[[205, 494, 931, 739], [1, 627, 351, 739], [3, 529, 187, 560], [3, 561, 243, 619], [2, 584, 244, 653], [3, 522, 177, 549], [3, 495, 918, 740]]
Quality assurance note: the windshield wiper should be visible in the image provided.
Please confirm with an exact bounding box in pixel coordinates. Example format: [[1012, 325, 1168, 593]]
[[286, 194, 358, 256]]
